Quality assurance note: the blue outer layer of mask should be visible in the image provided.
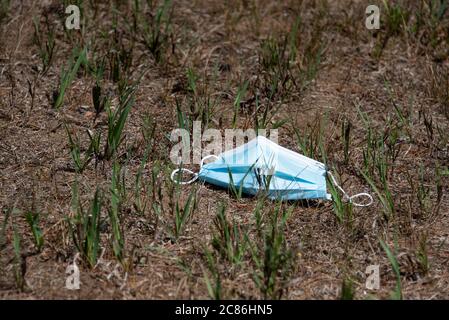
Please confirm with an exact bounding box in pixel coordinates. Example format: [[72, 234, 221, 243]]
[[198, 136, 331, 201]]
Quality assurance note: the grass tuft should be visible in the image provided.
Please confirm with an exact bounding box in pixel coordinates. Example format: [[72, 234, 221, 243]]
[[67, 181, 103, 268], [211, 203, 246, 266], [25, 211, 44, 252], [53, 48, 87, 110], [247, 203, 295, 299]]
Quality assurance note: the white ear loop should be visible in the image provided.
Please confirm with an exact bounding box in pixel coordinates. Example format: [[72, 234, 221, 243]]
[[200, 155, 219, 168], [327, 171, 374, 207], [170, 155, 219, 185], [170, 168, 199, 185]]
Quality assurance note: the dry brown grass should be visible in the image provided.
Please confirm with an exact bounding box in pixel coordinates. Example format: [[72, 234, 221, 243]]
[[0, 0, 448, 299]]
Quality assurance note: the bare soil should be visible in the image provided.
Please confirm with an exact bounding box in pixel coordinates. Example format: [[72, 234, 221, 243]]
[[0, 0, 448, 299]]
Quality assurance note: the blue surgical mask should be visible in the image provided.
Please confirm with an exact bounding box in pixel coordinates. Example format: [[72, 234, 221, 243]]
[[171, 136, 372, 205]]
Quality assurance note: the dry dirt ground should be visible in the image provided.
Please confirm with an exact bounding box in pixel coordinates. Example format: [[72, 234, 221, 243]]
[[0, 0, 448, 299]]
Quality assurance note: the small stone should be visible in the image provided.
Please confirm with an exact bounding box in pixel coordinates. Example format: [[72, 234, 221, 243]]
[[85, 111, 95, 119]]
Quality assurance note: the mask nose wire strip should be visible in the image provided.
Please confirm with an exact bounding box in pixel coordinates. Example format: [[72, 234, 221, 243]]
[[327, 171, 374, 207], [170, 155, 220, 185]]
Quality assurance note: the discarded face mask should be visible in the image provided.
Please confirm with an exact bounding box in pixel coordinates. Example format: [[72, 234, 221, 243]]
[[171, 136, 373, 206]]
